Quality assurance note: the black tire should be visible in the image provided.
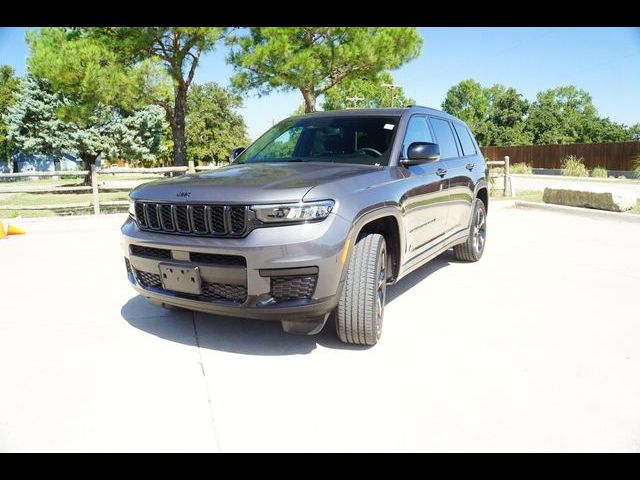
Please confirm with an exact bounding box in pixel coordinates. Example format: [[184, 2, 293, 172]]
[[336, 233, 387, 346], [453, 199, 487, 262]]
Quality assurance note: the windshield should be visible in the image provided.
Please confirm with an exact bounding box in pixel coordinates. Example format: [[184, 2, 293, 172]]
[[235, 115, 400, 166]]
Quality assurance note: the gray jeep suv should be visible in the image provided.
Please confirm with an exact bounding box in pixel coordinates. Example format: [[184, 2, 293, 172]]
[[122, 106, 488, 345]]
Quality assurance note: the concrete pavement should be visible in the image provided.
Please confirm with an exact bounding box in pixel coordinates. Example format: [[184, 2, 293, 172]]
[[1, 205, 640, 452]]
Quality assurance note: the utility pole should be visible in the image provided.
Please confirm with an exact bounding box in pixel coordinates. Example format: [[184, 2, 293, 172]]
[[381, 83, 402, 107], [345, 96, 365, 109]]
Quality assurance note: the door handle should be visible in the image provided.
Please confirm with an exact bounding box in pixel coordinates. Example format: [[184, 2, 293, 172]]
[[436, 168, 447, 177], [466, 163, 475, 171]]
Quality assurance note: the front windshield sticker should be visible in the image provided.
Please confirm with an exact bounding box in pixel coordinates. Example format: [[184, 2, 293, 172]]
[[384, 124, 395, 130]]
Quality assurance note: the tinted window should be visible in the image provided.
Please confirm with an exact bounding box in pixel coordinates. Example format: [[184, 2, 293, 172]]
[[429, 117, 459, 159], [453, 123, 477, 156], [237, 116, 400, 166], [402, 116, 433, 157]]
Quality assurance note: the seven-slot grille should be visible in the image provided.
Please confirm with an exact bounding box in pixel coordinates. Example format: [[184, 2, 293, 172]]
[[135, 202, 247, 236]]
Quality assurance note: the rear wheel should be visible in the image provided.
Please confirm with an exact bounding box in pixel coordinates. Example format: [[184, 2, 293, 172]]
[[453, 199, 487, 262], [335, 233, 387, 346]]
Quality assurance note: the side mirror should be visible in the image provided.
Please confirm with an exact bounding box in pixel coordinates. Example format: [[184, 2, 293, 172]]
[[229, 147, 246, 162], [401, 142, 441, 166]]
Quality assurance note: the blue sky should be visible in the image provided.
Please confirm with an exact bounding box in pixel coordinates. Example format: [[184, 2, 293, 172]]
[[1, 27, 639, 140]]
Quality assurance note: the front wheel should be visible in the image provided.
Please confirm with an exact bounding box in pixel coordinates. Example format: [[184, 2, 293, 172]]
[[453, 199, 487, 262], [335, 233, 387, 346]]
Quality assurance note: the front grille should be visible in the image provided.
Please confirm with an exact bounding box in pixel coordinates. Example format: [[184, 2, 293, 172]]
[[125, 257, 132, 274], [134, 269, 246, 303], [271, 275, 317, 301], [189, 252, 246, 266], [130, 245, 171, 259], [230, 206, 246, 234], [137, 271, 162, 288], [135, 202, 248, 237], [200, 283, 247, 303]]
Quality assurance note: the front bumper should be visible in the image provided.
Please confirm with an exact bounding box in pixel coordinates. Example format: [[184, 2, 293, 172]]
[[121, 213, 351, 320]]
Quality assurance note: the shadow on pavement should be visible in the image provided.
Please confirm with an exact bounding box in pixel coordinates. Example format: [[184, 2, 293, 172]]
[[386, 250, 453, 304], [121, 250, 454, 356]]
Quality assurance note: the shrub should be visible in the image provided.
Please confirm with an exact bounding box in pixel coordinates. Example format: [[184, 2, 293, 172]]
[[510, 162, 533, 174], [633, 155, 640, 179], [590, 166, 608, 178], [561, 155, 589, 177]]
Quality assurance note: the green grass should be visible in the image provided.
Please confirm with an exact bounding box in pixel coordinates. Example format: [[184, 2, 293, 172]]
[[0, 191, 129, 218], [1, 173, 164, 186], [514, 190, 544, 203], [510, 162, 533, 174], [0, 191, 128, 206]]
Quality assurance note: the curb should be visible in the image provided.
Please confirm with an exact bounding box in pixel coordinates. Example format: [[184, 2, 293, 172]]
[[514, 201, 640, 224]]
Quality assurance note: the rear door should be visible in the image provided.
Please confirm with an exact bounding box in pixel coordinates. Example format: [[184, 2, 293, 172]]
[[400, 115, 450, 256], [428, 117, 473, 233]]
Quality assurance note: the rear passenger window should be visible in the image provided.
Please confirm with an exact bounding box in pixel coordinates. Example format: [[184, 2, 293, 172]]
[[429, 117, 459, 159], [453, 123, 477, 156], [402, 116, 433, 158]]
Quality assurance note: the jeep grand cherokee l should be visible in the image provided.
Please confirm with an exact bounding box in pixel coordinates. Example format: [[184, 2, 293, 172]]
[[122, 106, 488, 346]]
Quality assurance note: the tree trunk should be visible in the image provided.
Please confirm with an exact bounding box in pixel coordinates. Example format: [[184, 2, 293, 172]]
[[172, 85, 188, 167], [301, 89, 317, 113], [81, 153, 98, 186]]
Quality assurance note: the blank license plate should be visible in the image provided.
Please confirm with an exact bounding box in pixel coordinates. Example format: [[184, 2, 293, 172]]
[[159, 263, 202, 295]]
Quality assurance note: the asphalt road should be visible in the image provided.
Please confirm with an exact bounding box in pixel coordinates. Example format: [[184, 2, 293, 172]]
[[1, 204, 639, 452]]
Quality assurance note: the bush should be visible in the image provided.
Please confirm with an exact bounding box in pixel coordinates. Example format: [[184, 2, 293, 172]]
[[633, 155, 640, 179], [591, 166, 608, 178], [510, 162, 533, 174], [561, 155, 589, 177]]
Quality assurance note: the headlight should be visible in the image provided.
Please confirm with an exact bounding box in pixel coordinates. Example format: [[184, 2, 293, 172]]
[[128, 199, 136, 219], [252, 200, 334, 223]]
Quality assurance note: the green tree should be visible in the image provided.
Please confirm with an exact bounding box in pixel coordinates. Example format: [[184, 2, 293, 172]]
[[321, 71, 414, 110], [228, 27, 422, 113], [442, 80, 531, 146], [6, 76, 167, 181], [0, 65, 21, 171], [441, 79, 489, 135], [186, 82, 250, 165], [582, 116, 634, 142], [483, 86, 532, 146], [629, 124, 640, 141], [525, 86, 600, 144], [27, 27, 224, 167]]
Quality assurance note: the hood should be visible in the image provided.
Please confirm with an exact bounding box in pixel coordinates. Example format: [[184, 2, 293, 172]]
[[130, 162, 381, 204]]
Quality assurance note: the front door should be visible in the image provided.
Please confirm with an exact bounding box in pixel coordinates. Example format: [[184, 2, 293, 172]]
[[399, 115, 450, 257]]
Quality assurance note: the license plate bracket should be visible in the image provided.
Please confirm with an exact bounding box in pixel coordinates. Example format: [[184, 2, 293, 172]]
[[159, 263, 202, 295]]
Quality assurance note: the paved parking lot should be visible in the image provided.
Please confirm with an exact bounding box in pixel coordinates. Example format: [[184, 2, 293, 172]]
[[1, 204, 639, 452]]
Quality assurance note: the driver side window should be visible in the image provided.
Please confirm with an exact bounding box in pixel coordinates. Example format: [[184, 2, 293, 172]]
[[402, 116, 433, 158]]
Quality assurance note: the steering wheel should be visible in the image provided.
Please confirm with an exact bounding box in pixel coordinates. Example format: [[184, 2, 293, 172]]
[[356, 147, 383, 158]]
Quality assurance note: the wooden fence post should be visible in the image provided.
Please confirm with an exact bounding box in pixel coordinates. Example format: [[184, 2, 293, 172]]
[[91, 165, 100, 215], [188, 159, 195, 174], [503, 155, 510, 197]]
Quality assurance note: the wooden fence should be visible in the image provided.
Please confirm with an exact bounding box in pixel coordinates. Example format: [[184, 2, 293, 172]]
[[0, 162, 219, 214], [481, 141, 640, 171]]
